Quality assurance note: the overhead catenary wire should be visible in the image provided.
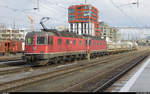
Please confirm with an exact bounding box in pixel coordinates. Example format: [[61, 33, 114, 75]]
[[109, 0, 138, 26], [109, 0, 143, 40], [30, 0, 67, 22]]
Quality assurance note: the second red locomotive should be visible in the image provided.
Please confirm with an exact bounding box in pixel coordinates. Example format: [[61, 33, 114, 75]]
[[0, 40, 23, 55]]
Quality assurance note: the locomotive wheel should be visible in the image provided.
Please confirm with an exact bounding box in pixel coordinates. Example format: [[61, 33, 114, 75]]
[[53, 58, 59, 64], [33, 60, 49, 66], [59, 60, 64, 64], [57, 57, 64, 64]]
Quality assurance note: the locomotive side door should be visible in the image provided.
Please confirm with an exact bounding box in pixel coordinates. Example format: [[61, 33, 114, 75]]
[[5, 42, 10, 53], [66, 38, 73, 51], [66, 39, 70, 52], [48, 36, 53, 52], [69, 39, 73, 51]]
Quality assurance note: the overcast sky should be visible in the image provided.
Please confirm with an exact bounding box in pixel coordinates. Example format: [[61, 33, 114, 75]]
[[0, 0, 149, 29], [0, 0, 150, 40]]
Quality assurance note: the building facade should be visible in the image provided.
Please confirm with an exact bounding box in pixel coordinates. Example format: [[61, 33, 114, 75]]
[[68, 4, 100, 36], [0, 28, 27, 41], [99, 22, 121, 42]]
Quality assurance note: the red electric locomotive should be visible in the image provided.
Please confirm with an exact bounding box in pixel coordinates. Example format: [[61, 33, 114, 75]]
[[23, 29, 107, 65], [22, 17, 107, 65]]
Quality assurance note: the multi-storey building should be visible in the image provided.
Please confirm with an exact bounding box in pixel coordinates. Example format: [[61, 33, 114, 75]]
[[0, 28, 27, 41], [99, 21, 121, 42], [68, 4, 100, 36]]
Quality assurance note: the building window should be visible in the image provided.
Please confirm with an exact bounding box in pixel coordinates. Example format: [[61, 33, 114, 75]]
[[84, 23, 86, 34], [84, 6, 89, 9], [77, 6, 82, 9], [68, 9, 75, 13], [77, 23, 79, 34], [88, 23, 90, 35], [81, 23, 83, 34], [83, 11, 90, 16], [70, 23, 73, 32], [77, 11, 81, 13]]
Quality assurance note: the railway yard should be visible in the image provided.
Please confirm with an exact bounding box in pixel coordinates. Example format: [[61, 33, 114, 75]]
[[0, 47, 149, 92], [1, 0, 150, 92]]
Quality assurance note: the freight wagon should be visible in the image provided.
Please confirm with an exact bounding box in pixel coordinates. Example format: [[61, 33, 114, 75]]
[[107, 41, 138, 53], [0, 40, 24, 55]]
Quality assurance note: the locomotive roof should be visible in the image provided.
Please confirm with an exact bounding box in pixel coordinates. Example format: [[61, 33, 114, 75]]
[[26, 29, 105, 40]]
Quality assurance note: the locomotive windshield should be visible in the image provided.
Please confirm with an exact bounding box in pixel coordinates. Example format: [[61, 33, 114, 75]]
[[37, 36, 47, 45], [27, 37, 33, 45]]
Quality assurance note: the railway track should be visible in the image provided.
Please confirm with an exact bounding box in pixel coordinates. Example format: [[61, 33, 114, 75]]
[[0, 56, 21, 62], [0, 60, 25, 69], [0, 49, 148, 92], [0, 52, 131, 91], [0, 50, 135, 76], [62, 52, 149, 92], [93, 53, 149, 92], [0, 66, 31, 75]]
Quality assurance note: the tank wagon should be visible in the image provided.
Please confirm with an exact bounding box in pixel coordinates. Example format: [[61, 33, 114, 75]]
[[107, 41, 138, 53]]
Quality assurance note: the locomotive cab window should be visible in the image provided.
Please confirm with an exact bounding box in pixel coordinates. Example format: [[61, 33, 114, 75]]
[[37, 36, 46, 45], [27, 37, 33, 45]]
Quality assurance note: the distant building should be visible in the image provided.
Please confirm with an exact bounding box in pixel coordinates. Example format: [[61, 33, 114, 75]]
[[0, 28, 27, 41], [57, 26, 69, 32], [68, 4, 100, 36], [99, 21, 121, 42]]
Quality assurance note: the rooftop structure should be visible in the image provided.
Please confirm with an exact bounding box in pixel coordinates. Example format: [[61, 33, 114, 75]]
[[99, 21, 121, 42], [68, 4, 100, 36], [0, 28, 27, 41]]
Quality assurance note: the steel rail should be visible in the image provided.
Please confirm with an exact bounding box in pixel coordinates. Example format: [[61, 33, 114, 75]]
[[0, 50, 137, 91], [93, 53, 149, 92], [62, 52, 149, 92]]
